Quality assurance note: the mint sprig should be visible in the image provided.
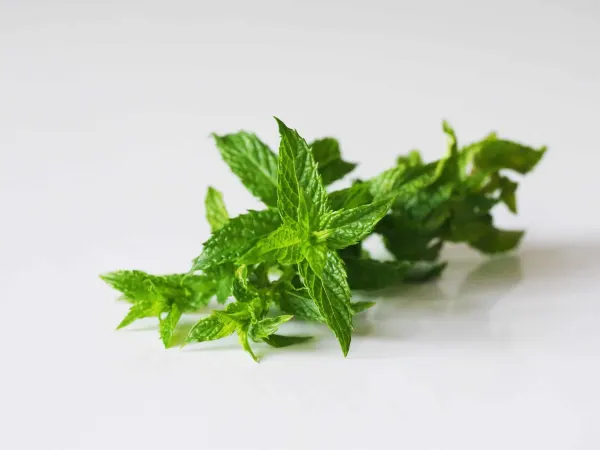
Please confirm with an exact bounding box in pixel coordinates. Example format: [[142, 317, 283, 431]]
[[100, 118, 546, 360]]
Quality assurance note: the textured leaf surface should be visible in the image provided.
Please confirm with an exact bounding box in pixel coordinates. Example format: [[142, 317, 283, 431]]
[[238, 225, 304, 265], [185, 315, 236, 343], [191, 209, 281, 271], [205, 186, 229, 232], [159, 304, 182, 348], [276, 118, 328, 230], [277, 287, 324, 322], [324, 199, 392, 249], [251, 315, 293, 341], [299, 250, 353, 356], [213, 132, 278, 206]]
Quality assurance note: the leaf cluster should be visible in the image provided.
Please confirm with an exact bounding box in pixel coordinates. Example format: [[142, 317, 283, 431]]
[[101, 118, 545, 360]]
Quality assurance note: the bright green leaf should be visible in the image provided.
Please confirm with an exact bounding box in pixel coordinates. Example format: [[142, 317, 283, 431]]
[[275, 118, 328, 230], [299, 250, 353, 356], [205, 186, 229, 232], [238, 225, 304, 265], [159, 303, 182, 348], [191, 209, 281, 272], [212, 132, 278, 206], [323, 199, 393, 249]]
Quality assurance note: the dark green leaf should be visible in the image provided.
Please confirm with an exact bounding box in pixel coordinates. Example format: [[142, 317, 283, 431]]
[[469, 227, 524, 254], [262, 334, 313, 348], [473, 140, 546, 174], [310, 137, 357, 185]]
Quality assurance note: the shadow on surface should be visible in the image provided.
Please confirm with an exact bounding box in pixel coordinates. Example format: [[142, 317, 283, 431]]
[[353, 240, 600, 341]]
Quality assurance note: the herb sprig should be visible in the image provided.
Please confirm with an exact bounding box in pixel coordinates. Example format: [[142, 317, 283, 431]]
[[101, 118, 546, 360]]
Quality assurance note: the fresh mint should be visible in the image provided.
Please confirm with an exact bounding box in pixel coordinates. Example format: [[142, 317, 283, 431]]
[[101, 118, 546, 360]]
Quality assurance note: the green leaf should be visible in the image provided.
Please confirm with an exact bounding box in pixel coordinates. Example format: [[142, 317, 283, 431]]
[[497, 176, 518, 213], [323, 199, 393, 249], [251, 315, 294, 341], [397, 150, 423, 168], [159, 303, 182, 348], [232, 265, 260, 303], [473, 140, 546, 174], [203, 263, 235, 304], [191, 209, 281, 272], [212, 132, 278, 206], [303, 243, 328, 275], [351, 301, 376, 314], [101, 271, 213, 313], [277, 287, 324, 323], [342, 257, 412, 291], [299, 250, 353, 356], [237, 323, 258, 361], [116, 302, 157, 330], [275, 118, 328, 230], [238, 225, 304, 265], [262, 334, 313, 348], [185, 315, 236, 343], [205, 186, 229, 232], [469, 227, 524, 254], [329, 183, 372, 211], [310, 137, 357, 185], [376, 214, 444, 262]]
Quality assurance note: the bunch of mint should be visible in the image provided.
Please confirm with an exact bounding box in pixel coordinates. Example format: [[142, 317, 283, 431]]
[[101, 118, 545, 360]]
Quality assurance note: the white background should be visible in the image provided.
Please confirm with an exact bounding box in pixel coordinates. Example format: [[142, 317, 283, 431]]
[[1, 1, 599, 449]]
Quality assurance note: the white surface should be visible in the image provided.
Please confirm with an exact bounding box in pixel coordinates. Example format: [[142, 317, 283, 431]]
[[1, 1, 600, 449]]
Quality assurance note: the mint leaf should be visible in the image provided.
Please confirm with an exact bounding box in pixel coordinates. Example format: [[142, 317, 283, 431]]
[[351, 301, 376, 314], [205, 186, 229, 232], [299, 250, 353, 356], [101, 271, 214, 313], [323, 199, 393, 249], [185, 315, 236, 343], [469, 227, 524, 254], [238, 225, 304, 265], [159, 303, 182, 348], [303, 243, 328, 275], [275, 118, 328, 230], [342, 256, 412, 291], [191, 209, 281, 272], [250, 315, 293, 341], [277, 286, 324, 323], [310, 137, 357, 185], [329, 183, 372, 210], [116, 302, 157, 330], [237, 323, 258, 361], [213, 132, 278, 206], [473, 140, 546, 174], [263, 334, 313, 348]]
